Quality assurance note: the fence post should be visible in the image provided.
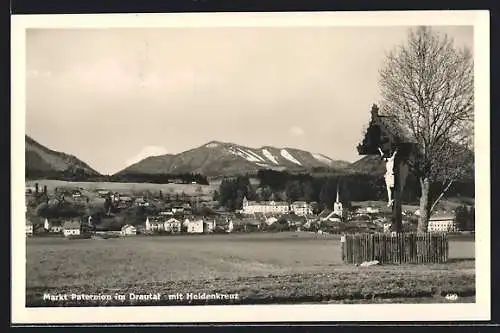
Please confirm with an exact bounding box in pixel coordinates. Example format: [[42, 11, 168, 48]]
[[341, 232, 449, 265]]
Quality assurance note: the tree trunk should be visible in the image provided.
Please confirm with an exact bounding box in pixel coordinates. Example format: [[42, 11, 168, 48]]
[[417, 177, 431, 232]]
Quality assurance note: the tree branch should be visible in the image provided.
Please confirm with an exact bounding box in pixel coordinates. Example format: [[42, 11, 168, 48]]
[[429, 179, 454, 214]]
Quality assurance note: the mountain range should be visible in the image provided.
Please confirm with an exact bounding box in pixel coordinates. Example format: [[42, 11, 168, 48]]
[[27, 135, 456, 179], [25, 135, 100, 177], [117, 141, 352, 177]]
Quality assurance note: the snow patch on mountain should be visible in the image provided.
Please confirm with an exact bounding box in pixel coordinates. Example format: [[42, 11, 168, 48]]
[[227, 146, 263, 164], [205, 142, 219, 148], [237, 148, 261, 162], [262, 149, 279, 165], [280, 149, 302, 166], [312, 153, 333, 165], [246, 149, 266, 162]]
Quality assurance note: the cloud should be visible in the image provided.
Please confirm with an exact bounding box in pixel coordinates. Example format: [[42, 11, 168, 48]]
[[288, 126, 305, 137], [125, 146, 169, 166]]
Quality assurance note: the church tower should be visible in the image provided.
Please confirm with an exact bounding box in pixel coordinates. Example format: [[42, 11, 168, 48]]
[[333, 184, 343, 218]]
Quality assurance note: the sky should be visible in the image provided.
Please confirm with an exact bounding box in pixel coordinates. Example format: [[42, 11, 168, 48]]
[[25, 26, 473, 175]]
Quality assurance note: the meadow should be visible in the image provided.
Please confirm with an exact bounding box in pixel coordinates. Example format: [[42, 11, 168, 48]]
[[26, 232, 475, 306], [26, 179, 218, 200]]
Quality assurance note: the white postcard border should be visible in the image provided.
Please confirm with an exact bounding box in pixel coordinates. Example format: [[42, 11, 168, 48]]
[[11, 10, 490, 324]]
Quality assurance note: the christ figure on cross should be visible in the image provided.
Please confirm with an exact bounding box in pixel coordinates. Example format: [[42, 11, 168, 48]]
[[378, 147, 397, 207]]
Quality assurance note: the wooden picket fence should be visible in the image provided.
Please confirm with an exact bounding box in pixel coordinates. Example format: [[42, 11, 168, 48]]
[[341, 233, 449, 264]]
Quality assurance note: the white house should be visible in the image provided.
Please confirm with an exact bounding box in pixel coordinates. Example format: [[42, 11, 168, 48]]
[[63, 220, 81, 237], [366, 207, 380, 214], [50, 224, 63, 233], [121, 224, 137, 236], [172, 207, 185, 214], [290, 201, 313, 216], [111, 193, 120, 203], [43, 218, 63, 233], [26, 219, 33, 236], [164, 218, 182, 233], [227, 220, 234, 233], [145, 217, 165, 232], [265, 216, 278, 225], [203, 219, 216, 233], [96, 189, 110, 197], [427, 214, 457, 233], [185, 218, 204, 233], [135, 197, 150, 207]]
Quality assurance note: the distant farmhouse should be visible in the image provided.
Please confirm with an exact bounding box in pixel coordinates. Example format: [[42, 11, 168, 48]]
[[145, 217, 160, 232], [26, 219, 33, 236], [355, 206, 380, 215], [290, 201, 313, 216], [135, 197, 150, 207], [96, 189, 110, 197], [121, 224, 137, 236], [265, 216, 278, 225], [63, 220, 81, 237], [145, 217, 182, 233], [427, 213, 458, 232], [44, 218, 63, 233], [203, 219, 216, 233], [184, 218, 204, 233], [71, 190, 82, 199], [164, 218, 182, 233], [227, 219, 234, 232]]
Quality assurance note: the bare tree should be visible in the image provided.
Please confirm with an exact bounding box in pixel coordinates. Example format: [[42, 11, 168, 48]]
[[378, 26, 474, 232]]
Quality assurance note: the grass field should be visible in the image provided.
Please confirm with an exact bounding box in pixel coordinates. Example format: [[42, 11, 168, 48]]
[[26, 232, 475, 306], [26, 179, 218, 199]]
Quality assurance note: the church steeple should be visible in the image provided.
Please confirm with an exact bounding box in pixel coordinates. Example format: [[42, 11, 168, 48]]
[[333, 183, 343, 219]]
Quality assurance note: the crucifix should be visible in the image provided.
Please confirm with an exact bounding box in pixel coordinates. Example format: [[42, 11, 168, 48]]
[[378, 147, 397, 207], [357, 104, 414, 233]]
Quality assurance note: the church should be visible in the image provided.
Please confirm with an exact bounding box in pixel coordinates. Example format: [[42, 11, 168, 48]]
[[333, 185, 343, 217], [318, 185, 344, 222]]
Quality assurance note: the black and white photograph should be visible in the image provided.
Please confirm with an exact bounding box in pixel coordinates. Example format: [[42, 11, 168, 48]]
[[11, 11, 490, 323]]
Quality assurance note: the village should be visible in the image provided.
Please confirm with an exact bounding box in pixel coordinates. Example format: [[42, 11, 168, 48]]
[[24, 182, 467, 239], [19, 23, 481, 312]]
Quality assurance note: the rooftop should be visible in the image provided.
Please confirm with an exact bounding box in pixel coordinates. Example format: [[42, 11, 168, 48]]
[[121, 224, 136, 230], [429, 214, 455, 221], [246, 200, 289, 206], [63, 220, 81, 229], [318, 208, 333, 218]]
